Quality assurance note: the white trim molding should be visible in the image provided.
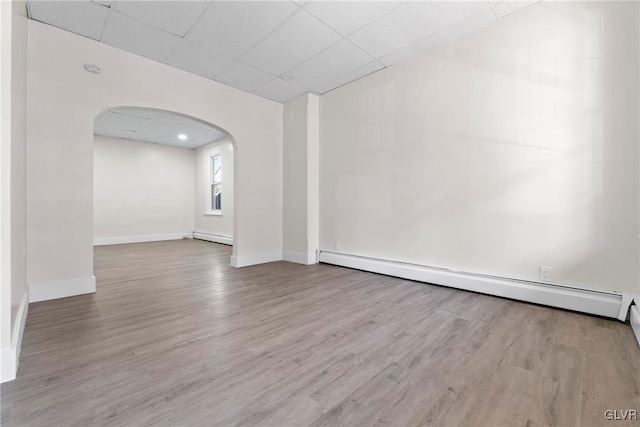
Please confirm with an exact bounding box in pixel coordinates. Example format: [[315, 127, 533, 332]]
[[29, 275, 96, 303], [193, 231, 233, 246], [94, 233, 192, 246], [283, 250, 316, 265], [231, 251, 282, 268], [318, 251, 623, 319], [631, 305, 640, 347], [1, 288, 29, 383], [618, 293, 638, 321]]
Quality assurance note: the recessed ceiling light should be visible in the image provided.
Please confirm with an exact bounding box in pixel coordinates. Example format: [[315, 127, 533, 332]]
[[178, 134, 188, 140], [84, 63, 101, 74]]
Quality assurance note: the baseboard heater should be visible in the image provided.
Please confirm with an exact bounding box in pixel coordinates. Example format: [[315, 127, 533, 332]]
[[193, 232, 233, 246], [318, 250, 627, 320]]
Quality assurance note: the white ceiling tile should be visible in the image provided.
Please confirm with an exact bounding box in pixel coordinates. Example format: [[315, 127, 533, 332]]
[[304, 1, 401, 36], [379, 7, 497, 66], [421, 7, 498, 48], [102, 11, 181, 63], [29, 0, 109, 41], [254, 78, 308, 103], [288, 40, 373, 90], [164, 40, 234, 79], [113, 107, 158, 120], [29, 0, 535, 103], [215, 62, 275, 93], [104, 111, 150, 132], [491, 1, 541, 19], [95, 107, 226, 149], [112, 1, 208, 37], [185, 1, 299, 59], [97, 128, 141, 140], [350, 1, 490, 59], [241, 10, 342, 76], [313, 60, 385, 94], [377, 44, 422, 69]]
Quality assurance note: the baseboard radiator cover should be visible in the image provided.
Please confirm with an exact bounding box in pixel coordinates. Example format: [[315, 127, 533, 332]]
[[318, 251, 623, 319], [193, 232, 233, 246]]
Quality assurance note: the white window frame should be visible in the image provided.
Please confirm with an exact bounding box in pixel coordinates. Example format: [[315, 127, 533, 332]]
[[207, 153, 222, 215]]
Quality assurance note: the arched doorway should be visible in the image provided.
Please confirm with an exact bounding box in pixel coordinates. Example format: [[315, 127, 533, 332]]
[[92, 106, 237, 262]]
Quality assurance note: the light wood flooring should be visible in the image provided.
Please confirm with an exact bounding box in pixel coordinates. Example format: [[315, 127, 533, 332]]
[[1, 239, 639, 426]]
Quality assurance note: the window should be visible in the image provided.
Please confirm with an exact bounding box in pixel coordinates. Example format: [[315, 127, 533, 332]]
[[210, 154, 222, 212]]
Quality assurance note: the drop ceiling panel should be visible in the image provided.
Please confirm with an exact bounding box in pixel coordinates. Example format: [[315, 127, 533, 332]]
[[95, 108, 226, 149], [112, 1, 209, 37], [491, 1, 540, 18], [116, 108, 157, 120], [313, 60, 385, 94], [304, 1, 401, 36], [349, 1, 489, 59], [288, 39, 373, 90], [164, 40, 234, 80], [379, 7, 497, 67], [215, 62, 275, 93], [104, 112, 151, 132], [241, 10, 342, 76], [28, 1, 109, 41], [97, 128, 140, 141], [102, 11, 182, 63], [254, 78, 308, 103], [185, 1, 299, 59], [28, 0, 544, 103]]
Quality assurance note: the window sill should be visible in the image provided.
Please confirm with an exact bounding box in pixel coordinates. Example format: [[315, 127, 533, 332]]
[[205, 211, 223, 216]]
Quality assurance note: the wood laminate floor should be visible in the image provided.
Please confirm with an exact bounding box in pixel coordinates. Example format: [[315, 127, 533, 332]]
[[1, 240, 639, 426]]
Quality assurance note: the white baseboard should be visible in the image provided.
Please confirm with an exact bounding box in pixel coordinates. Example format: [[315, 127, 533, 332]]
[[29, 275, 96, 303], [193, 231, 233, 246], [0, 348, 16, 383], [283, 250, 316, 265], [94, 233, 192, 246], [231, 251, 282, 268], [318, 251, 623, 319], [630, 305, 640, 347], [1, 288, 29, 383]]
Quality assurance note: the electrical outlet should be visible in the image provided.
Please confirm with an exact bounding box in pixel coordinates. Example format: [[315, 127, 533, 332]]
[[539, 265, 552, 282], [334, 242, 341, 252]]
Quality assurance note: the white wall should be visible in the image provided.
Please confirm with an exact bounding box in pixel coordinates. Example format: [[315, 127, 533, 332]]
[[10, 0, 27, 330], [1, 0, 28, 381], [93, 135, 194, 243], [283, 93, 319, 264], [194, 138, 234, 239], [283, 95, 308, 256], [320, 1, 640, 294], [0, 0, 10, 353], [27, 19, 283, 291]]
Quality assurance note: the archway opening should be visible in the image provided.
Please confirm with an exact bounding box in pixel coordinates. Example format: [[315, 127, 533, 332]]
[[92, 106, 237, 262]]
